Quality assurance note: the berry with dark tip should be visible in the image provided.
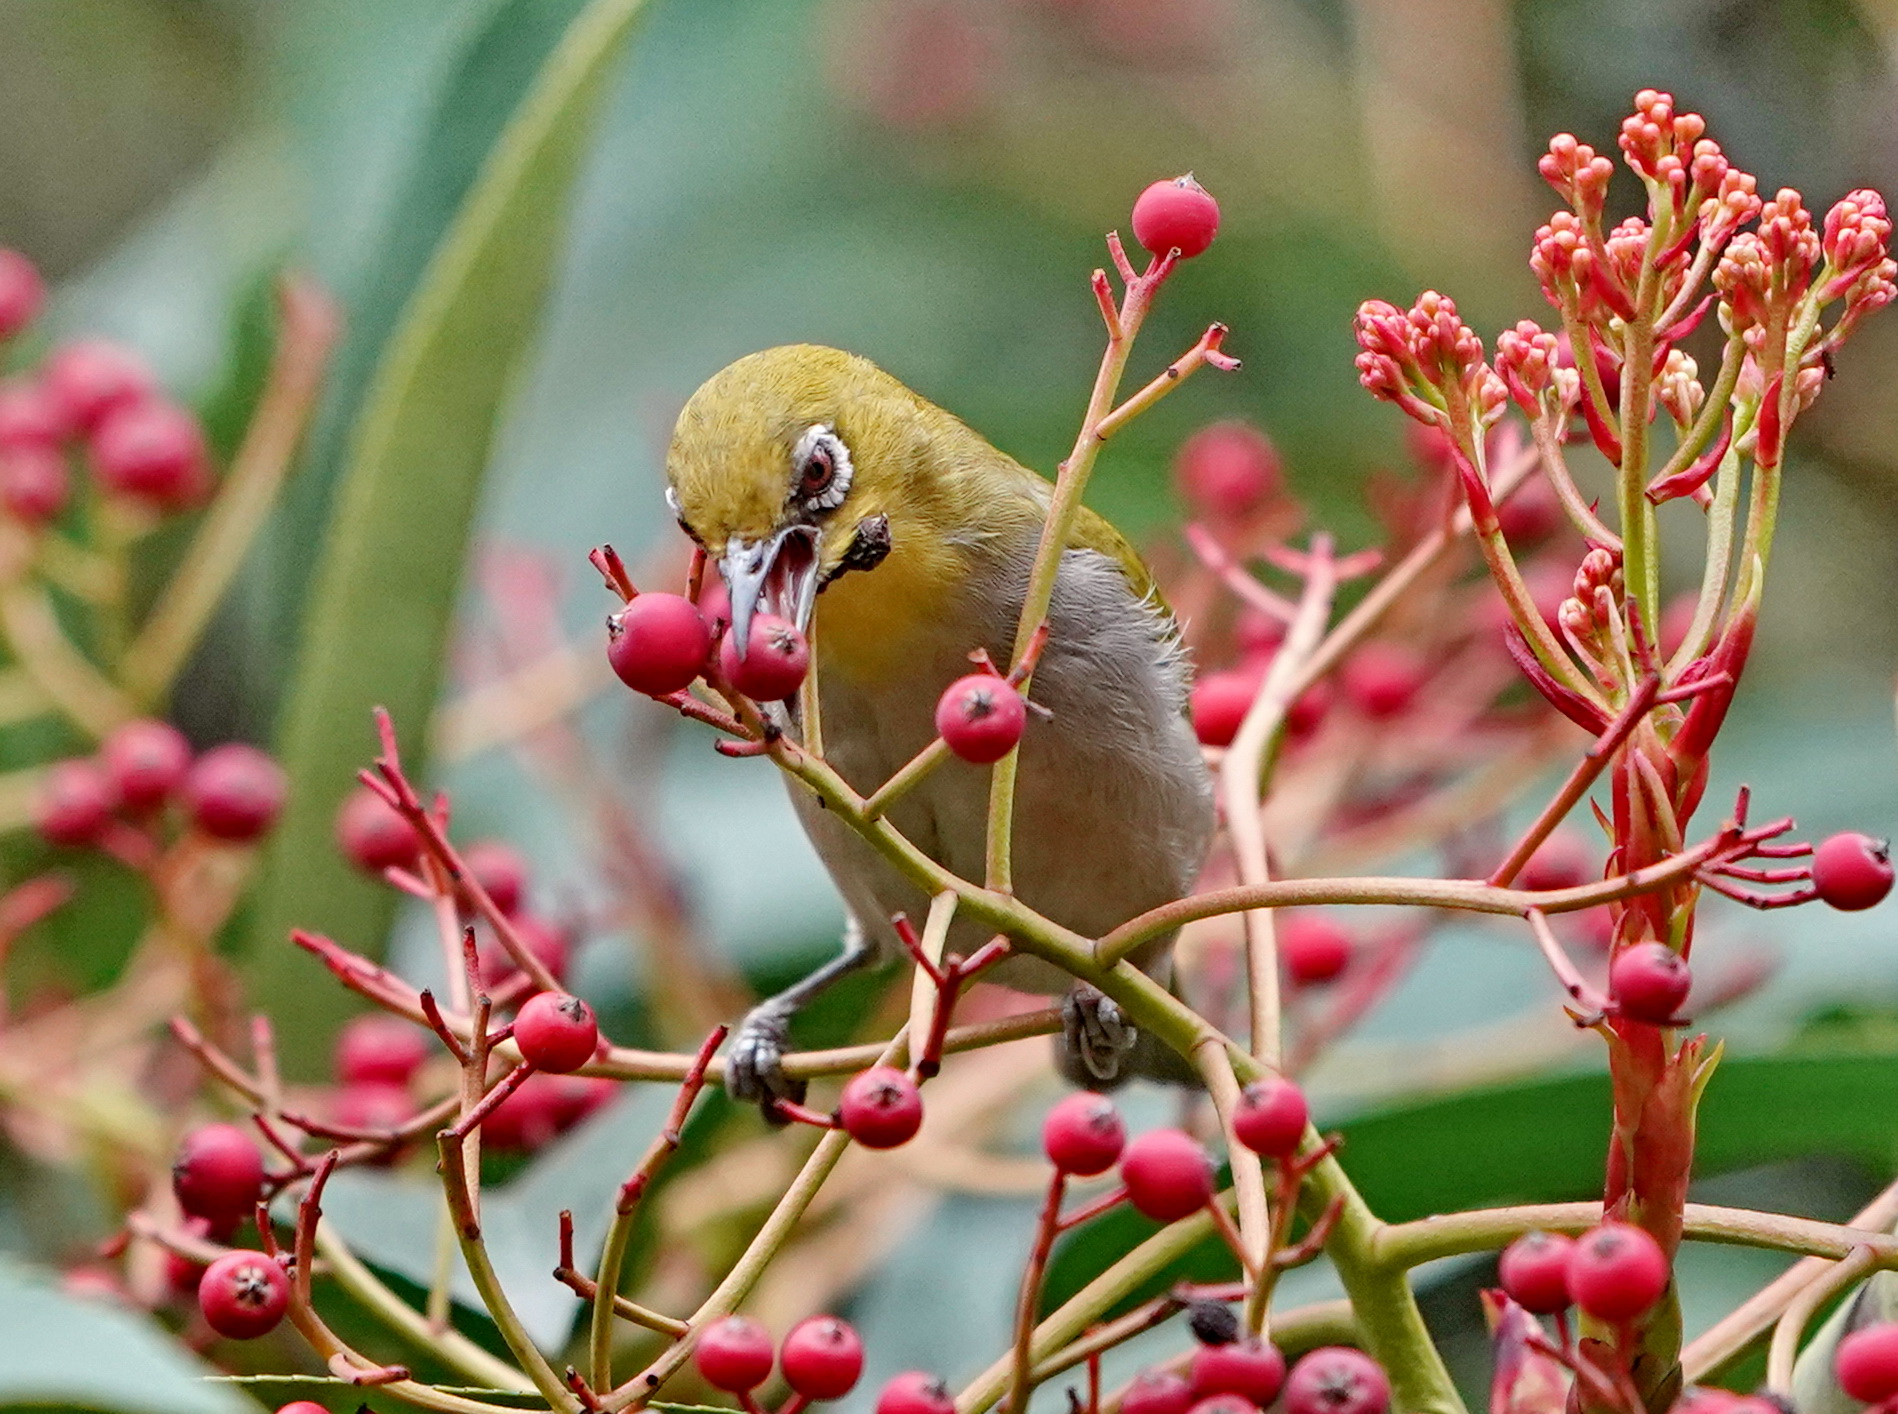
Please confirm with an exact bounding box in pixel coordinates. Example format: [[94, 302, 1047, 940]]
[[197, 1250, 288, 1340], [1233, 1076, 1309, 1159], [0, 445, 69, 523], [1119, 1128, 1215, 1221], [1812, 832, 1894, 911], [1836, 1322, 1898, 1403], [513, 991, 599, 1073], [1566, 1221, 1669, 1322], [36, 758, 117, 847], [183, 744, 286, 842], [334, 1012, 430, 1087], [779, 1314, 865, 1400], [1121, 1370, 1195, 1414], [44, 340, 153, 432], [1609, 942, 1692, 1024], [1132, 174, 1221, 259], [839, 1066, 924, 1149], [694, 1314, 775, 1392], [101, 718, 192, 812], [1191, 1337, 1287, 1406], [1041, 1092, 1125, 1176], [1283, 1347, 1390, 1414], [936, 674, 1027, 763], [1176, 421, 1280, 522], [1497, 1230, 1574, 1314], [719, 613, 811, 701], [91, 397, 209, 507], [335, 785, 421, 873], [0, 250, 44, 340], [1188, 1299, 1240, 1346], [607, 593, 712, 697], [460, 839, 528, 916], [1281, 913, 1352, 986], [172, 1122, 266, 1230], [875, 1372, 957, 1414]]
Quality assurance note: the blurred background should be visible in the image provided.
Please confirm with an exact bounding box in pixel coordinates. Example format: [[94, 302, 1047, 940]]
[[5, 0, 1898, 1406]]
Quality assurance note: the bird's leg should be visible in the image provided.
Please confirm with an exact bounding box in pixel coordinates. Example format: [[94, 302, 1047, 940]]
[[1058, 983, 1201, 1089], [727, 918, 877, 1109]]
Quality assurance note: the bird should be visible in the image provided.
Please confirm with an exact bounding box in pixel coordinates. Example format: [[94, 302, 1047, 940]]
[[662, 344, 1215, 1106]]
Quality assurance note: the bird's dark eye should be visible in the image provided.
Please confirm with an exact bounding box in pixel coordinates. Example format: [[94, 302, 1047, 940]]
[[791, 424, 853, 514]]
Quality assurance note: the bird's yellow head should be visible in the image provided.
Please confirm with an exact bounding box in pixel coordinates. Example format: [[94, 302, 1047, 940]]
[[665, 345, 1029, 675]]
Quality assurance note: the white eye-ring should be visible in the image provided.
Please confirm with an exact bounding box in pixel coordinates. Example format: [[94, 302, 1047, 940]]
[[791, 423, 853, 513]]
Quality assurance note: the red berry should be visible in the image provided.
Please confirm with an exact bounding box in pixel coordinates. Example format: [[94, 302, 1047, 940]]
[[1192, 667, 1259, 748], [1285, 678, 1333, 740], [461, 839, 529, 915], [1494, 471, 1564, 543], [780, 1314, 865, 1399], [173, 1122, 266, 1230], [1175, 421, 1280, 522], [1283, 1347, 1390, 1414], [1120, 1128, 1215, 1221], [334, 1012, 430, 1087], [1191, 1337, 1286, 1405], [607, 593, 712, 697], [1281, 913, 1352, 986], [478, 915, 571, 990], [198, 1250, 289, 1340], [0, 249, 45, 339], [694, 1314, 775, 1392], [1042, 1092, 1126, 1175], [1233, 1076, 1309, 1158], [876, 1372, 957, 1414], [1185, 1396, 1255, 1414], [183, 743, 286, 842], [1121, 1370, 1196, 1414], [1836, 1322, 1898, 1402], [277, 1404, 332, 1414], [1520, 831, 1594, 892], [1132, 174, 1221, 259], [1497, 1230, 1574, 1314], [101, 718, 191, 812], [1609, 942, 1691, 1024], [936, 674, 1027, 764], [1340, 643, 1426, 719], [164, 1217, 213, 1294], [481, 1072, 571, 1150], [720, 613, 811, 701], [335, 786, 420, 873], [1566, 1221, 1668, 1322], [90, 397, 210, 507], [514, 991, 599, 1073], [1812, 832, 1894, 911], [44, 339, 154, 432], [550, 1073, 617, 1126], [0, 378, 68, 449], [0, 445, 68, 523], [839, 1066, 924, 1149], [36, 758, 117, 847], [331, 1080, 412, 1135]]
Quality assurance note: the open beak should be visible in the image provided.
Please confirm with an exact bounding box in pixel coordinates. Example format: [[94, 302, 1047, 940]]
[[719, 525, 820, 658]]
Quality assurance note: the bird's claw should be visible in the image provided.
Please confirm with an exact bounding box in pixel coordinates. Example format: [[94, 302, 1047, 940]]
[[726, 1005, 808, 1114], [1061, 984, 1138, 1087]]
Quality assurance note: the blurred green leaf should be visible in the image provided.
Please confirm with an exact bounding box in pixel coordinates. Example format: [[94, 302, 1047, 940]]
[[1791, 1270, 1898, 1414], [0, 1256, 257, 1414], [248, 0, 654, 1070]]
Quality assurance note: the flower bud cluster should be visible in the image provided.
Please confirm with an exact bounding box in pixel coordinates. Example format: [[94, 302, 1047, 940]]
[[1353, 292, 1506, 449]]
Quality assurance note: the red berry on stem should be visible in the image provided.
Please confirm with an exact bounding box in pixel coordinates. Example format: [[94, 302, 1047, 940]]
[[839, 1066, 924, 1148], [101, 718, 192, 812], [513, 991, 599, 1073], [694, 1314, 775, 1392], [1281, 913, 1352, 986], [198, 1251, 289, 1340], [481, 1072, 572, 1150], [334, 1012, 430, 1087], [1120, 1128, 1215, 1221], [876, 1372, 957, 1414], [1283, 1347, 1390, 1414], [91, 397, 210, 507], [1566, 1221, 1669, 1322], [0, 445, 68, 523], [461, 839, 529, 916], [1233, 1076, 1309, 1158], [1191, 1337, 1287, 1405], [1610, 942, 1691, 1024], [277, 1404, 331, 1414], [780, 1314, 865, 1399], [335, 785, 421, 873], [183, 743, 286, 842], [1836, 1322, 1898, 1402], [1042, 1092, 1126, 1176], [36, 758, 117, 847], [1192, 667, 1259, 748], [173, 1122, 266, 1230], [1812, 832, 1894, 911], [1175, 421, 1280, 522], [0, 250, 43, 339], [1132, 174, 1220, 259], [719, 613, 810, 701], [1497, 1230, 1575, 1314], [1121, 1370, 1195, 1414], [607, 593, 711, 697], [936, 674, 1027, 763], [44, 339, 154, 432]]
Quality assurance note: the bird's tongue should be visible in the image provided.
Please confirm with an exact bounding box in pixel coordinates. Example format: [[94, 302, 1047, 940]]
[[763, 531, 819, 632]]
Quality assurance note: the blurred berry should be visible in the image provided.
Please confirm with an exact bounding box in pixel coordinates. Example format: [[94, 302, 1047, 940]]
[[477, 915, 571, 991], [1120, 1128, 1214, 1221], [91, 397, 211, 508], [100, 718, 191, 812], [36, 758, 117, 847], [1176, 421, 1280, 522], [0, 446, 68, 525], [1520, 831, 1594, 892], [334, 1012, 430, 1087], [1340, 643, 1426, 719], [0, 250, 44, 339], [1281, 913, 1352, 986], [1836, 1322, 1898, 1403], [1498, 1230, 1574, 1314], [461, 839, 528, 916], [335, 785, 421, 874], [1609, 942, 1692, 1024], [172, 1123, 265, 1231], [0, 378, 68, 448], [331, 1080, 412, 1134], [183, 744, 286, 842], [1192, 667, 1259, 748], [44, 339, 153, 432]]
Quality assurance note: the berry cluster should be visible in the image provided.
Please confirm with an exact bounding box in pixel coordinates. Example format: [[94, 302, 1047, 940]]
[[695, 1312, 866, 1405]]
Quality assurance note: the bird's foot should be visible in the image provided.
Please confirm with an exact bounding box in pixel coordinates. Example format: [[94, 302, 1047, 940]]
[[1060, 984, 1138, 1088], [726, 1004, 809, 1116]]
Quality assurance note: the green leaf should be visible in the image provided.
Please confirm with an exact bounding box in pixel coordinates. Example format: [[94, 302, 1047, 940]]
[[247, 0, 654, 1071], [0, 1256, 257, 1414], [1791, 1270, 1898, 1414]]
